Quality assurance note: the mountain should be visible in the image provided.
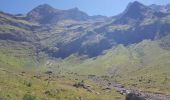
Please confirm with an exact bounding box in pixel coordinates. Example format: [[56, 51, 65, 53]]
[[26, 4, 59, 24], [0, 11, 39, 42], [2, 1, 170, 58], [1, 1, 170, 59], [0, 1, 170, 62], [0, 11, 41, 68], [26, 4, 91, 24], [114, 1, 166, 24], [26, 4, 107, 24], [94, 1, 170, 46], [150, 4, 170, 13], [115, 1, 150, 24]]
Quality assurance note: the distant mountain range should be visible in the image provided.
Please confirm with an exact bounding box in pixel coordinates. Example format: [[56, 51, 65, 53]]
[[0, 1, 170, 59]]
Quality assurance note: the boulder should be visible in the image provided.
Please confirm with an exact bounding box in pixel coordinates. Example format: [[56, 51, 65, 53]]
[[126, 93, 146, 100]]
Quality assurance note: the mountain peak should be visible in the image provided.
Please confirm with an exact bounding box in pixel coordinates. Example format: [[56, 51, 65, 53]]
[[26, 4, 58, 23], [69, 7, 79, 11], [119, 1, 149, 21], [127, 1, 147, 12], [26, 4, 90, 24], [30, 4, 57, 13], [38, 4, 52, 8], [113, 1, 153, 24], [131, 1, 143, 6]]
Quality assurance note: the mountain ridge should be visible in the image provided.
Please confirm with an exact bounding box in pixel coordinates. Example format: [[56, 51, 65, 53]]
[[0, 1, 170, 59], [26, 4, 108, 24]]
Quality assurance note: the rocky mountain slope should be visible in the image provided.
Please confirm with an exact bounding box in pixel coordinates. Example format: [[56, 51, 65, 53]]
[[150, 3, 170, 13], [0, 1, 170, 65]]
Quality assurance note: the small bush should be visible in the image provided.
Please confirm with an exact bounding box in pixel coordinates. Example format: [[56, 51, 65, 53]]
[[24, 81, 32, 87], [73, 80, 85, 88], [23, 94, 35, 100]]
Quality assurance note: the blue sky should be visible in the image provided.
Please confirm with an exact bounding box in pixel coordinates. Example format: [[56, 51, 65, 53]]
[[0, 0, 169, 16]]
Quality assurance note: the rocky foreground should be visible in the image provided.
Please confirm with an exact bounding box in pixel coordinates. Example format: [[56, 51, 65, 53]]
[[89, 76, 170, 100]]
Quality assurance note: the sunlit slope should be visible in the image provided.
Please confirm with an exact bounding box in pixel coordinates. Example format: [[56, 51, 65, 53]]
[[59, 38, 170, 93], [0, 67, 124, 100]]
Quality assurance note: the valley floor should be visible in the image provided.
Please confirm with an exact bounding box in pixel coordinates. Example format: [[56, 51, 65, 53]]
[[1, 65, 170, 100], [0, 67, 124, 100]]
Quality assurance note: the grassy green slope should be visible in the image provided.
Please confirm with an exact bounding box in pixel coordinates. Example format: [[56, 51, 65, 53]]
[[58, 39, 170, 94], [0, 67, 124, 100], [0, 40, 38, 69], [0, 12, 42, 70]]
